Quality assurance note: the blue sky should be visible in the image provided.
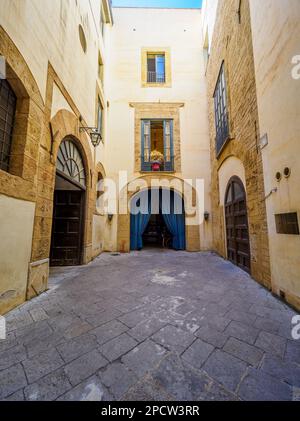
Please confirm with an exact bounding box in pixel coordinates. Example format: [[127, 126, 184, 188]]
[[112, 0, 202, 8]]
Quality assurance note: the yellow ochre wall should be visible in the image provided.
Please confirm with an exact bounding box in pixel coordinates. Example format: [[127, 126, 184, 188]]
[[249, 0, 300, 309]]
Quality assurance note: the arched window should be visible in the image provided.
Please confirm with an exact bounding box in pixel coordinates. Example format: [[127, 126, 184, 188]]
[[0, 79, 17, 172], [56, 138, 86, 187]]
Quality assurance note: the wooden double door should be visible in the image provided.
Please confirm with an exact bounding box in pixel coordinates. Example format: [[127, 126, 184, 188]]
[[225, 177, 251, 273], [50, 187, 84, 266]]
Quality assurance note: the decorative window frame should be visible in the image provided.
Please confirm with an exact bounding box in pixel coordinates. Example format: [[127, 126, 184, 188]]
[[141, 119, 174, 172], [213, 61, 230, 156], [130, 102, 184, 174], [141, 47, 172, 88]]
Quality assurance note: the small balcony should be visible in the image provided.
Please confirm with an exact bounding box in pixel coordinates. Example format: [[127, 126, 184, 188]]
[[141, 157, 174, 173], [147, 71, 165, 84]]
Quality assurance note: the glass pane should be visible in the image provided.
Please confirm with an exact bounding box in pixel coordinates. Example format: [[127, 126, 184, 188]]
[[226, 185, 232, 203], [144, 146, 150, 162], [56, 139, 86, 187], [165, 121, 170, 135], [234, 182, 244, 200], [156, 55, 165, 82], [165, 147, 171, 161], [97, 99, 103, 132], [147, 57, 156, 72], [144, 122, 150, 135], [156, 55, 165, 73]]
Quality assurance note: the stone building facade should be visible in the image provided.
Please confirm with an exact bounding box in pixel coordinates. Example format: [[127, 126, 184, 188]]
[[249, 0, 300, 309], [0, 1, 299, 314], [0, 0, 113, 314], [204, 0, 271, 288]]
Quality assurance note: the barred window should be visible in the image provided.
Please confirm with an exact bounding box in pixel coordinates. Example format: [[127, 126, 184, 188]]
[[0, 79, 17, 172], [214, 62, 229, 154]]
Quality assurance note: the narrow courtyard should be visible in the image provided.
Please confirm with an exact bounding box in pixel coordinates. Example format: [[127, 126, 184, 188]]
[[1, 250, 299, 401]]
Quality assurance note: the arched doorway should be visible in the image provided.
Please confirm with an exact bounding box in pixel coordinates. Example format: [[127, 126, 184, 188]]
[[50, 138, 86, 266], [225, 177, 251, 273], [130, 188, 186, 251]]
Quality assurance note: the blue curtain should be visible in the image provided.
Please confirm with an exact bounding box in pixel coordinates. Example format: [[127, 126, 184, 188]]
[[130, 189, 186, 251], [161, 191, 186, 250], [130, 191, 151, 250]]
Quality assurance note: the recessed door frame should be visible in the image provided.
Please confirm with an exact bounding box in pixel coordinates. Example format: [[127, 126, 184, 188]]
[[50, 171, 86, 266], [224, 176, 251, 273]]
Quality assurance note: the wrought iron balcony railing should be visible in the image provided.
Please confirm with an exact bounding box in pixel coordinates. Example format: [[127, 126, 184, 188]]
[[147, 71, 166, 84], [141, 157, 174, 172]]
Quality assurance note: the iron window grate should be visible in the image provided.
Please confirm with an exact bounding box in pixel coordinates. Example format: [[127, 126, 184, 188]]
[[0, 79, 17, 172], [214, 62, 229, 155]]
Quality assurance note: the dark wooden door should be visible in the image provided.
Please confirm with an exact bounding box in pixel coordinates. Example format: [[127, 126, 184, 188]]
[[50, 190, 84, 266], [225, 177, 251, 273]]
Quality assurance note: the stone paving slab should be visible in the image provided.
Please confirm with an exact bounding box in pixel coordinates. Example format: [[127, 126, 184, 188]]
[[0, 250, 299, 401]]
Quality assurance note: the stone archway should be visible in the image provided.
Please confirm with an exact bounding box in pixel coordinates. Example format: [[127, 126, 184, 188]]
[[50, 137, 87, 266], [117, 175, 201, 253], [27, 109, 94, 299]]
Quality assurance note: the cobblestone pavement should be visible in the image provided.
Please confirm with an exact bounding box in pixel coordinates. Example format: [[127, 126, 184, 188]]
[[1, 250, 300, 401]]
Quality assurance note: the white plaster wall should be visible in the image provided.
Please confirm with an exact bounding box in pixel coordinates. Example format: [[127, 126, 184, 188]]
[[0, 195, 35, 311], [51, 82, 74, 119], [105, 7, 212, 250], [0, 0, 106, 127], [249, 0, 300, 300], [0, 0, 111, 262], [201, 0, 219, 52], [218, 156, 246, 205]]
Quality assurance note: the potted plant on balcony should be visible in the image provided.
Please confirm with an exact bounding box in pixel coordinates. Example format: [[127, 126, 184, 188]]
[[150, 150, 164, 171]]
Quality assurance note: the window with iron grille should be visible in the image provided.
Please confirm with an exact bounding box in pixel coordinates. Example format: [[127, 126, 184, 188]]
[[147, 54, 165, 84], [214, 62, 229, 154], [275, 212, 300, 235], [0, 79, 16, 172]]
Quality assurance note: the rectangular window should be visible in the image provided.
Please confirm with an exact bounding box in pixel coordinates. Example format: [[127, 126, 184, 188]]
[[214, 62, 229, 155], [275, 213, 300, 235], [100, 7, 105, 37], [147, 54, 165, 83], [141, 119, 174, 172], [97, 98, 103, 135], [98, 53, 104, 85]]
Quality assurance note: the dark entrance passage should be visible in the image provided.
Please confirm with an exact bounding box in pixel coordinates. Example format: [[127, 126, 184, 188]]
[[50, 183, 84, 266], [143, 214, 172, 248], [130, 188, 186, 251], [225, 176, 251, 273], [50, 138, 86, 266]]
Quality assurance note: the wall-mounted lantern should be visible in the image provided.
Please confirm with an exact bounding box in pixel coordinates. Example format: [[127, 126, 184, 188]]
[[80, 126, 103, 147], [108, 214, 114, 222], [204, 211, 210, 222]]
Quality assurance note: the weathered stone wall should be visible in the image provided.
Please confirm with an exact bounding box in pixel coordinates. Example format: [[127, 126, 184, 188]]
[[0, 27, 44, 314], [206, 0, 271, 288], [249, 0, 300, 311], [117, 175, 201, 253], [0, 1, 112, 313]]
